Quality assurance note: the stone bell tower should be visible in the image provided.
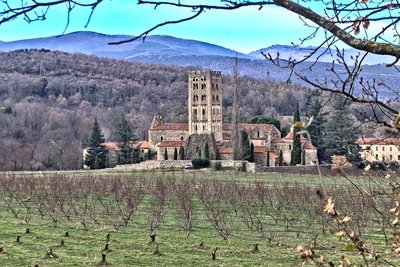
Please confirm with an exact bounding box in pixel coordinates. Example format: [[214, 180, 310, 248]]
[[188, 70, 223, 143]]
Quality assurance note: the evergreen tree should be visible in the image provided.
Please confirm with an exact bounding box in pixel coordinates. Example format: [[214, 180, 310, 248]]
[[240, 130, 251, 160], [249, 143, 254, 162], [301, 149, 306, 165], [290, 101, 302, 166], [307, 91, 326, 163], [84, 118, 108, 169], [266, 150, 270, 167], [173, 147, 178, 160], [147, 148, 152, 160], [321, 95, 361, 165], [116, 115, 136, 164], [204, 142, 210, 159], [278, 150, 284, 166], [179, 146, 185, 160], [164, 147, 168, 160], [215, 147, 221, 160]]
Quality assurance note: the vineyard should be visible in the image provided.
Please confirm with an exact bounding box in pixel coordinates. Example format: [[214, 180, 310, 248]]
[[0, 170, 399, 266]]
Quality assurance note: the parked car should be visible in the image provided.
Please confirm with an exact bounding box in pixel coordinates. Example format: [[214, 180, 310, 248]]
[[184, 163, 193, 169]]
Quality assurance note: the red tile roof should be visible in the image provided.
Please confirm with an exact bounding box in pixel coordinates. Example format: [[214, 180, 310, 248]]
[[134, 141, 150, 149], [241, 123, 275, 133], [254, 146, 265, 153], [158, 141, 186, 147], [356, 137, 400, 145], [283, 131, 306, 141], [219, 147, 233, 154], [101, 142, 119, 151], [303, 142, 316, 150], [150, 123, 188, 131], [271, 138, 285, 143], [269, 151, 279, 158]]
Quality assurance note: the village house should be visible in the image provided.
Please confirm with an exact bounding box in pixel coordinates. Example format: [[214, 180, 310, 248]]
[[357, 137, 400, 163]]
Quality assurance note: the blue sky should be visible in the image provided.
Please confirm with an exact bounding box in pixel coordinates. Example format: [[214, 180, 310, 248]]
[[0, 1, 328, 53]]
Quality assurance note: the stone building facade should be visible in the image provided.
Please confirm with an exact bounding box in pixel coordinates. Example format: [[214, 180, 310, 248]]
[[148, 70, 318, 165], [357, 137, 400, 163]]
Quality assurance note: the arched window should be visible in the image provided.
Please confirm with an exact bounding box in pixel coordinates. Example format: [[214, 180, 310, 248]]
[[161, 136, 164, 142], [216, 95, 219, 102], [180, 136, 184, 141]]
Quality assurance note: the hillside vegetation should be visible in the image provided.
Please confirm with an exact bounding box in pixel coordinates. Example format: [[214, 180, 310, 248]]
[[0, 49, 306, 171]]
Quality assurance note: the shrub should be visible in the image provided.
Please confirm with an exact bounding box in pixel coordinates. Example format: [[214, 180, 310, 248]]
[[191, 157, 210, 169], [214, 162, 222, 171]]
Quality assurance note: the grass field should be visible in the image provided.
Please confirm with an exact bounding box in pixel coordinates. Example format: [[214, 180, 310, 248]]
[[0, 170, 398, 266]]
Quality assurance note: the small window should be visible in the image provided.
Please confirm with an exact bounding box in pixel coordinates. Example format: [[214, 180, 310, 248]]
[[216, 95, 219, 102], [203, 125, 205, 130], [375, 146, 378, 151], [390, 155, 393, 161], [376, 154, 379, 160], [195, 125, 198, 131], [390, 146, 393, 151], [398, 155, 400, 161], [383, 155, 386, 161], [289, 145, 292, 150], [161, 136, 164, 142], [202, 109, 206, 115], [142, 149, 144, 153], [257, 130, 260, 138], [201, 84, 206, 89], [180, 136, 184, 141], [382, 146, 385, 151], [194, 109, 197, 115]]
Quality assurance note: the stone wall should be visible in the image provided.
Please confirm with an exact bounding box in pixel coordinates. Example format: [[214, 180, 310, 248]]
[[115, 160, 192, 170], [115, 159, 255, 172], [210, 160, 255, 173]]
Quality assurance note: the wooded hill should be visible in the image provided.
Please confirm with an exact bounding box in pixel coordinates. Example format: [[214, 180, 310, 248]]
[[0, 49, 306, 171]]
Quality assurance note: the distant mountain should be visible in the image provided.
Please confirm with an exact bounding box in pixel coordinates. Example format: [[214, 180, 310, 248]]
[[0, 31, 397, 98], [0, 31, 251, 59], [249, 44, 394, 65]]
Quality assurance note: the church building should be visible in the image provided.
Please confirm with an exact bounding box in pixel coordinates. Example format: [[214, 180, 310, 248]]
[[148, 70, 318, 166]]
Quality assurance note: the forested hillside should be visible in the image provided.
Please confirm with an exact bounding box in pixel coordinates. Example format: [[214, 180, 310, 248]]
[[0, 49, 306, 171]]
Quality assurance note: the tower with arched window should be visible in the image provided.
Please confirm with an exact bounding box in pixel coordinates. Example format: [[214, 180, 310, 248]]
[[188, 70, 223, 142]]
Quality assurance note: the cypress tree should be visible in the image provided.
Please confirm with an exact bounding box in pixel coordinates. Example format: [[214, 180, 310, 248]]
[[204, 142, 210, 159], [147, 148, 152, 160], [84, 118, 108, 169], [215, 147, 221, 160], [240, 130, 251, 160], [116, 115, 136, 164], [249, 143, 254, 162], [179, 146, 185, 160], [301, 149, 306, 165], [266, 150, 270, 167], [321, 95, 361, 165], [164, 147, 168, 160], [278, 150, 284, 166], [290, 101, 302, 166], [173, 147, 178, 160]]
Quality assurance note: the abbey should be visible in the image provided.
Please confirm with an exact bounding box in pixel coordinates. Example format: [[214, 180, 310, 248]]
[[148, 70, 318, 166]]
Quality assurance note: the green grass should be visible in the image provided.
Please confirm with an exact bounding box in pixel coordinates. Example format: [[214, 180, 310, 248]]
[[0, 170, 398, 266]]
